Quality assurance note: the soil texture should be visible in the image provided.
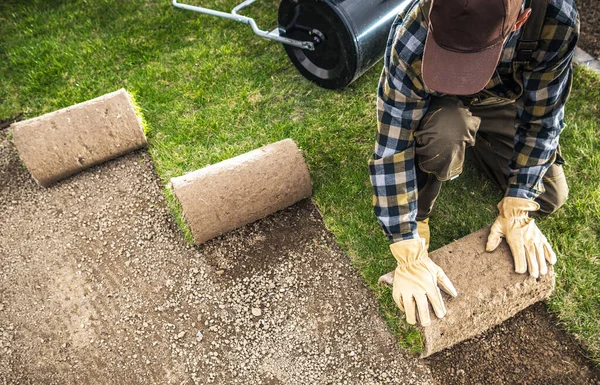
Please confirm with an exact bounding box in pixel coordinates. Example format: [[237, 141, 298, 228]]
[[428, 302, 600, 384], [0, 128, 432, 384], [575, 0, 600, 59], [0, 114, 22, 131]]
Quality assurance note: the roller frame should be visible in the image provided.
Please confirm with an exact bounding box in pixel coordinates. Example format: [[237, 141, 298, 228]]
[[172, 0, 315, 50]]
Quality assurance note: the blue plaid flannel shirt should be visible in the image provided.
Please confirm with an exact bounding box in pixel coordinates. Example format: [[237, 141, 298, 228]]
[[369, 0, 580, 243]]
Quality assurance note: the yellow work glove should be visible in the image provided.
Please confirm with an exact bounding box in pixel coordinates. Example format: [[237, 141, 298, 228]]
[[391, 238, 458, 326], [486, 197, 557, 278]]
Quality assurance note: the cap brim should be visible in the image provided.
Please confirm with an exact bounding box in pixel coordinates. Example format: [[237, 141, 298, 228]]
[[422, 32, 503, 95]]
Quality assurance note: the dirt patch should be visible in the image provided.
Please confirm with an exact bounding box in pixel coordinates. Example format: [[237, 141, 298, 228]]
[[0, 114, 23, 131], [427, 302, 600, 384], [0, 128, 432, 384], [575, 0, 600, 59]]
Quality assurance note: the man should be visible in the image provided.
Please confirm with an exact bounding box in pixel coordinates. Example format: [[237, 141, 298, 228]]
[[369, 0, 579, 326]]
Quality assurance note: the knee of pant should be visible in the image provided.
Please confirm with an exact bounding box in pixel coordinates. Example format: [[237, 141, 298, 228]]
[[536, 183, 569, 217], [415, 106, 480, 181], [418, 104, 478, 139]]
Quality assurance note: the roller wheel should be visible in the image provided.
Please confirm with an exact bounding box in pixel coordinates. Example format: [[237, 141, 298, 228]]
[[278, 0, 358, 89]]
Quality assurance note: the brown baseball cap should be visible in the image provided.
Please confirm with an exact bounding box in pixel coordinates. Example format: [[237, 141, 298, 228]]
[[422, 0, 524, 95]]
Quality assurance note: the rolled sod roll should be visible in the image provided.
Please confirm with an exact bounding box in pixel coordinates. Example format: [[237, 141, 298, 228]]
[[170, 139, 313, 245], [378, 227, 555, 357], [11, 89, 147, 187]]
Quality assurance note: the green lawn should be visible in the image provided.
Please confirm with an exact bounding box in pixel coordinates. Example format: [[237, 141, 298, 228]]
[[1, 0, 599, 363]]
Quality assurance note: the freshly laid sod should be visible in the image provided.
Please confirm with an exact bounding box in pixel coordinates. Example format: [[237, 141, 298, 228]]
[[1, 0, 598, 363]]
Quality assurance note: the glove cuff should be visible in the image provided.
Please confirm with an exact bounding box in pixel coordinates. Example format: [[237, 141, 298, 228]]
[[390, 238, 427, 267], [498, 197, 540, 217]]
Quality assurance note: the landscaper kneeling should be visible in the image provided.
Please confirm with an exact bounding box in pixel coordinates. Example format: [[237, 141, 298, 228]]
[[368, 0, 579, 326]]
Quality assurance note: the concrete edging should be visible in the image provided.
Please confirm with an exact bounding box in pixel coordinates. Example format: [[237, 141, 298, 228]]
[[574, 47, 600, 74]]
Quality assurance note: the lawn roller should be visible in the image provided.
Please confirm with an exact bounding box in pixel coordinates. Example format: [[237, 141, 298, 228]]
[[172, 0, 413, 89]]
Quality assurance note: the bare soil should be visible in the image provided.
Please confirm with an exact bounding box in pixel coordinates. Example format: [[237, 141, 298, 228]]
[[428, 302, 600, 384], [0, 127, 432, 384], [575, 0, 600, 59], [0, 114, 22, 131]]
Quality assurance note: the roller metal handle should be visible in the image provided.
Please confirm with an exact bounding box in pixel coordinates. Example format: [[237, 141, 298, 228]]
[[172, 0, 315, 50]]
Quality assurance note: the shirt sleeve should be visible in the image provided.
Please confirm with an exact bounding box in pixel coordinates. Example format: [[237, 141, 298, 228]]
[[507, 9, 579, 200], [368, 1, 431, 243]]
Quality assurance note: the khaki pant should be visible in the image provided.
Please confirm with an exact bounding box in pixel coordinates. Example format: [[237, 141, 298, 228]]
[[414, 95, 568, 221]]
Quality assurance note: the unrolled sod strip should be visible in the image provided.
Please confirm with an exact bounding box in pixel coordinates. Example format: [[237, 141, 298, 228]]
[[11, 89, 147, 187], [170, 139, 313, 245], [378, 227, 555, 357]]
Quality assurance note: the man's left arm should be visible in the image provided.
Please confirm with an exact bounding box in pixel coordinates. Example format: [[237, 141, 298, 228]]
[[509, 12, 580, 199], [486, 8, 579, 277]]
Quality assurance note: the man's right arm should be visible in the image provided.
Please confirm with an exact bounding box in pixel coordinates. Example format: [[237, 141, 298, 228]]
[[369, 3, 431, 243]]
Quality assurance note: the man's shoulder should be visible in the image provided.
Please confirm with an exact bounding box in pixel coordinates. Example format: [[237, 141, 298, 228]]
[[388, 0, 428, 64], [546, 0, 579, 27]]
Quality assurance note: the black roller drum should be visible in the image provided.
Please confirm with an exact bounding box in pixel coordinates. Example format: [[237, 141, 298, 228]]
[[278, 0, 413, 89]]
